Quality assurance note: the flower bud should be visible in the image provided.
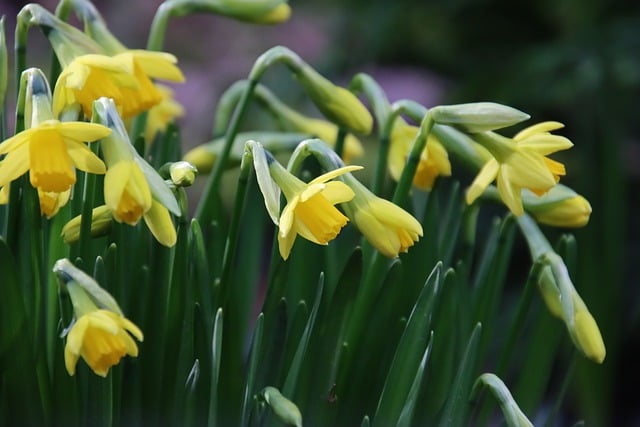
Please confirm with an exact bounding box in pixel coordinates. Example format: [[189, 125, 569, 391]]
[[430, 102, 530, 133], [262, 387, 302, 427], [524, 186, 591, 228], [295, 64, 373, 135], [61, 205, 113, 244], [169, 161, 198, 187]]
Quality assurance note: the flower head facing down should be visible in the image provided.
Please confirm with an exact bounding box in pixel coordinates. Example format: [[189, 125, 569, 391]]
[[341, 175, 423, 258], [269, 160, 361, 260], [0, 68, 110, 218], [388, 120, 451, 191], [145, 84, 185, 143], [65, 309, 143, 377], [53, 259, 143, 377], [54, 51, 183, 119], [466, 121, 573, 216], [94, 98, 180, 246], [0, 119, 109, 193]]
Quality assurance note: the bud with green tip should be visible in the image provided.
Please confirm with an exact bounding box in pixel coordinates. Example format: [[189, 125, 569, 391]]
[[169, 161, 198, 187], [295, 64, 373, 135], [261, 386, 302, 427], [61, 205, 113, 244], [523, 185, 592, 228], [430, 102, 530, 133]]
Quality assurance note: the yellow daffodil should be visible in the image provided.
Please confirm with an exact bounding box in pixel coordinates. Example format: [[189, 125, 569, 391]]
[[38, 188, 71, 219], [54, 51, 184, 119], [388, 119, 451, 191], [341, 174, 423, 257], [523, 185, 592, 228], [269, 161, 361, 260], [103, 159, 152, 225], [53, 259, 143, 377], [145, 84, 185, 143], [94, 97, 180, 246], [65, 308, 144, 377], [0, 119, 110, 193], [466, 121, 573, 216]]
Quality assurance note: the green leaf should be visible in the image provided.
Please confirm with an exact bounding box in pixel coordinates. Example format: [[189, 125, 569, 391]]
[[437, 323, 482, 427], [282, 274, 325, 397], [373, 262, 441, 427], [208, 308, 223, 427], [470, 373, 534, 427], [241, 313, 264, 427], [396, 332, 434, 427]]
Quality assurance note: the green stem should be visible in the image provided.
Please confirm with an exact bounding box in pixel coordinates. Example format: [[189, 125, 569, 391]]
[[392, 112, 434, 206], [543, 350, 577, 427], [195, 79, 258, 224], [218, 151, 253, 305], [333, 128, 347, 160]]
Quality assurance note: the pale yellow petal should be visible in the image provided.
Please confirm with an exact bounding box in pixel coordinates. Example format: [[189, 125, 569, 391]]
[[279, 196, 298, 237], [104, 161, 133, 212], [308, 165, 363, 185], [128, 50, 185, 82], [497, 169, 524, 216], [66, 317, 90, 355], [0, 146, 30, 188], [370, 198, 423, 237], [320, 181, 355, 204], [466, 159, 498, 204], [65, 141, 106, 174], [514, 121, 564, 140], [57, 121, 112, 142], [0, 128, 33, 155], [277, 225, 297, 260], [517, 134, 573, 155], [143, 200, 177, 247]]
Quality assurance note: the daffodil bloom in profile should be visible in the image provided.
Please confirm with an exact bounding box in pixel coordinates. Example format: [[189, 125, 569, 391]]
[[94, 97, 180, 246], [269, 160, 361, 260], [388, 119, 451, 191], [53, 258, 143, 377], [0, 67, 110, 218], [522, 185, 592, 228], [65, 308, 144, 377], [145, 84, 185, 143], [54, 51, 184, 119], [0, 119, 110, 193], [38, 188, 71, 219], [341, 174, 423, 258], [466, 121, 573, 216]]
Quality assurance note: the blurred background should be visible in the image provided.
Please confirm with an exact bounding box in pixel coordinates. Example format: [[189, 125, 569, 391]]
[[4, 0, 639, 425]]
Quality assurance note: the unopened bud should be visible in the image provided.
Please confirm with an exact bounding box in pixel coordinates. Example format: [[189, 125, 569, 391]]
[[262, 386, 302, 427], [430, 102, 530, 133], [61, 205, 113, 244], [169, 161, 198, 187]]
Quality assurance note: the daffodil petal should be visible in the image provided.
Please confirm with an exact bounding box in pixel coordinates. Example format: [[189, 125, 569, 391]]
[[514, 121, 564, 140], [0, 146, 30, 188], [497, 169, 524, 216], [518, 134, 573, 155], [466, 159, 498, 204], [277, 225, 297, 260], [66, 317, 89, 355], [65, 141, 106, 174], [0, 128, 32, 155], [143, 200, 177, 247], [128, 50, 185, 82], [279, 196, 298, 237], [300, 183, 326, 202], [308, 165, 363, 185], [57, 121, 112, 142], [321, 181, 355, 204], [104, 161, 133, 212]]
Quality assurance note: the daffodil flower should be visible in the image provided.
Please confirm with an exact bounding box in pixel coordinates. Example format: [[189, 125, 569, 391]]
[[38, 188, 71, 219], [466, 121, 573, 216], [145, 84, 185, 143], [54, 51, 184, 119], [388, 119, 451, 191], [269, 160, 361, 260], [65, 308, 144, 377], [53, 259, 144, 377], [0, 119, 110, 194], [94, 98, 180, 246], [341, 174, 423, 258]]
